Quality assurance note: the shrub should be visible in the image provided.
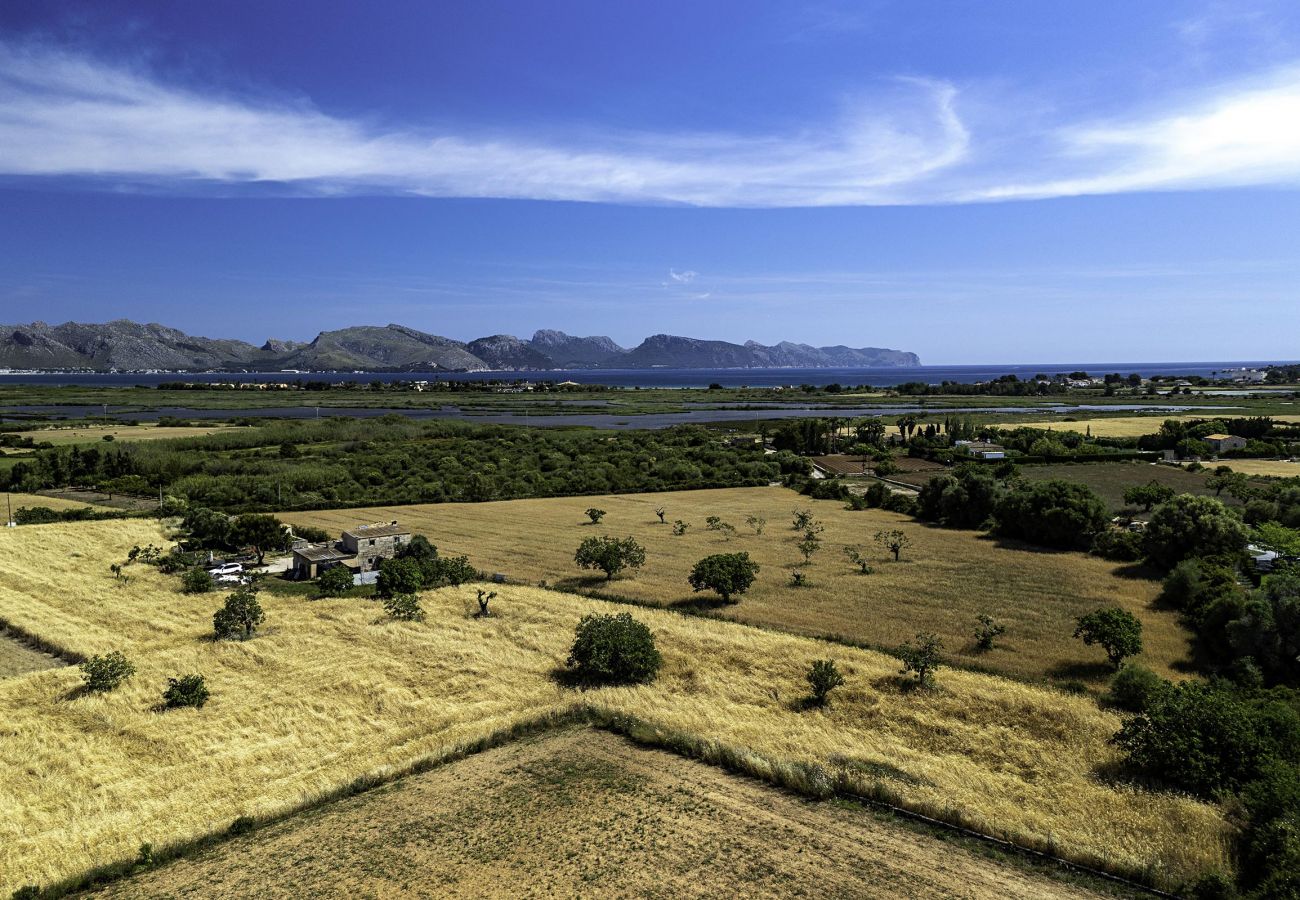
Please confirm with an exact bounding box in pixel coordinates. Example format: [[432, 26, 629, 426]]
[[1074, 607, 1143, 668], [422, 555, 478, 587], [315, 564, 354, 597], [806, 659, 845, 706], [180, 567, 215, 594], [1090, 528, 1144, 562], [585, 507, 606, 524], [791, 508, 815, 531], [212, 588, 264, 640], [1123, 481, 1177, 512], [1107, 663, 1167, 712], [688, 552, 760, 602], [843, 545, 873, 574], [898, 632, 943, 687], [566, 612, 661, 685], [163, 674, 209, 709], [1143, 494, 1249, 570], [79, 650, 135, 693], [292, 523, 329, 543], [796, 533, 821, 564], [574, 535, 646, 581], [384, 592, 424, 621], [973, 614, 1005, 652], [789, 570, 808, 587], [744, 514, 766, 534], [993, 480, 1109, 550], [1113, 681, 1285, 797], [671, 520, 689, 536]]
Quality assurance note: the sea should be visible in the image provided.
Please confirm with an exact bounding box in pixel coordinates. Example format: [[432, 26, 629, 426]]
[[0, 360, 1290, 390]]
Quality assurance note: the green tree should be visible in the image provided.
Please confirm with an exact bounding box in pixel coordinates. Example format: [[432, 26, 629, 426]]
[[993, 480, 1108, 550], [384, 592, 424, 621], [213, 587, 265, 640], [566, 612, 661, 685], [229, 514, 292, 566], [163, 674, 209, 709], [806, 659, 845, 706], [376, 557, 423, 598], [688, 552, 760, 602], [745, 514, 766, 534], [1227, 571, 1300, 685], [797, 532, 821, 564], [315, 564, 354, 597], [1142, 494, 1249, 570], [791, 508, 815, 531], [873, 529, 911, 561], [898, 632, 943, 687], [79, 651, 135, 693], [181, 568, 215, 594], [1122, 481, 1176, 512], [395, 534, 438, 562], [574, 535, 646, 581], [672, 520, 690, 536], [1074, 607, 1143, 668], [585, 507, 606, 525]]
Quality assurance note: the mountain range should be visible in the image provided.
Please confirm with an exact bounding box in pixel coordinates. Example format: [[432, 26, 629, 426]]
[[0, 320, 920, 372]]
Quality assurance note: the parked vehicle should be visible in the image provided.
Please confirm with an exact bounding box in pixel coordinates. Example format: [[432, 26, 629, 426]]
[[207, 562, 243, 577]]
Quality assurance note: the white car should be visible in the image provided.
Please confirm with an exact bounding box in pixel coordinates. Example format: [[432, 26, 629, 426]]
[[207, 563, 243, 577]]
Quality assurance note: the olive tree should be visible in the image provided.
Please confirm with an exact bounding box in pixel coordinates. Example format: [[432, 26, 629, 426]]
[[585, 508, 606, 525], [688, 552, 759, 602], [213, 587, 264, 640], [898, 632, 943, 687], [1142, 494, 1249, 570], [566, 612, 661, 685], [80, 651, 135, 693], [1074, 607, 1143, 668], [874, 529, 912, 562], [843, 545, 873, 574], [574, 536, 646, 581], [315, 564, 354, 597], [806, 659, 845, 707]]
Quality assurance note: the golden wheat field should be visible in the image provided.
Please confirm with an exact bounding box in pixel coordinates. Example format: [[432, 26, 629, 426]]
[[1209, 458, 1300, 478], [0, 519, 1227, 894], [3, 491, 109, 513], [991, 413, 1300, 438], [284, 487, 1189, 685], [92, 728, 1111, 900]]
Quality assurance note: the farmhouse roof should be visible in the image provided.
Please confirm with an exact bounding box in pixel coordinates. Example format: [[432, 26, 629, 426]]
[[1204, 434, 1235, 440], [343, 522, 410, 540], [293, 544, 352, 563]]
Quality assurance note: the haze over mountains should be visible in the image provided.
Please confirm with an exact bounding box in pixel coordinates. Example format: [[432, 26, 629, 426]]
[[0, 321, 920, 372]]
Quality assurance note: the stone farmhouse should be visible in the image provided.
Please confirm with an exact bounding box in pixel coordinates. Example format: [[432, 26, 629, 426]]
[[291, 520, 411, 580]]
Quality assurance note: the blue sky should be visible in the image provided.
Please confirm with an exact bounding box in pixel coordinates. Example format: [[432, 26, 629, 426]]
[[1, 1, 1298, 363]]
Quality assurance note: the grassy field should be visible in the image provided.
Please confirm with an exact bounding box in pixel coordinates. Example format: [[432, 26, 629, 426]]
[[0, 629, 65, 678], [91, 727, 1116, 900], [1017, 461, 1232, 509], [0, 519, 1226, 893], [992, 413, 1300, 438], [285, 487, 1189, 686], [1209, 458, 1300, 478], [16, 424, 232, 446], [3, 491, 111, 513]]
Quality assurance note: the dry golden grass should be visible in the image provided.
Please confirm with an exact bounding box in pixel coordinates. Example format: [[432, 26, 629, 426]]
[[16, 424, 230, 446], [0, 519, 1227, 894], [93, 728, 1110, 900], [1209, 458, 1300, 478], [3, 491, 110, 513], [0, 629, 65, 678], [284, 487, 1189, 686], [994, 414, 1300, 438]]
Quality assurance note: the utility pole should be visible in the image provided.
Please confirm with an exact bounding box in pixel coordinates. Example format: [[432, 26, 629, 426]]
[[6, 493, 13, 528]]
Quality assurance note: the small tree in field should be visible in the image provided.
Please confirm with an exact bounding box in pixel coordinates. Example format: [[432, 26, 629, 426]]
[[792, 508, 815, 531], [566, 612, 661, 685], [655, 507, 666, 524], [474, 589, 497, 618], [688, 552, 759, 602], [384, 592, 424, 621], [585, 508, 606, 525], [843, 545, 873, 574], [705, 516, 737, 539], [974, 614, 1006, 651], [213, 587, 264, 640], [672, 520, 690, 536], [797, 533, 821, 564], [874, 529, 912, 561], [315, 564, 354, 598], [181, 568, 215, 594], [806, 659, 845, 706], [789, 570, 808, 587], [80, 651, 135, 693], [163, 674, 209, 709], [898, 632, 943, 687], [575, 536, 646, 581], [1074, 607, 1143, 668], [745, 515, 766, 535]]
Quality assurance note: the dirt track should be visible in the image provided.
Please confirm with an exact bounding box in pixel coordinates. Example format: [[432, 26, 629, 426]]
[[91, 728, 1109, 899]]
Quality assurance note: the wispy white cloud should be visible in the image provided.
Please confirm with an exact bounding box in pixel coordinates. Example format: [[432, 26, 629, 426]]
[[668, 269, 698, 283], [3, 39, 1300, 206]]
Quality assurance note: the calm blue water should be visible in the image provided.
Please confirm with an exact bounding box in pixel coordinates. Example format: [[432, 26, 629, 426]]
[[0, 360, 1289, 389]]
